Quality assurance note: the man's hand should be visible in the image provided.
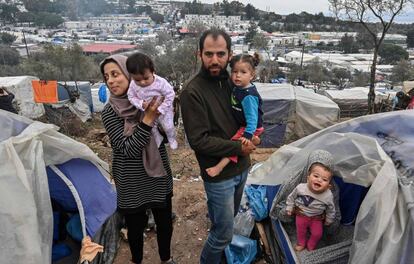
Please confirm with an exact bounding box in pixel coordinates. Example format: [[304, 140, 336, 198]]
[[252, 135, 261, 145], [240, 140, 255, 156], [287, 210, 293, 216], [239, 137, 250, 145]]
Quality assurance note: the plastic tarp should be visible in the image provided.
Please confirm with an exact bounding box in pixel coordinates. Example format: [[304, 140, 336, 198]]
[[325, 87, 391, 103], [324, 88, 394, 118], [57, 81, 94, 112], [47, 158, 117, 237], [32, 80, 59, 104], [248, 110, 414, 264], [91, 83, 108, 113], [0, 110, 113, 264], [0, 76, 45, 118], [256, 83, 340, 147], [403, 80, 414, 94]]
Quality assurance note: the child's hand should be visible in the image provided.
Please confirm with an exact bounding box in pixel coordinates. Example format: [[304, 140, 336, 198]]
[[142, 101, 149, 110]]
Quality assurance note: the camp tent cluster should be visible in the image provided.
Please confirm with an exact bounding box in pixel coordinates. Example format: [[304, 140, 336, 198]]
[[256, 83, 340, 147], [0, 76, 95, 122], [2, 75, 413, 263]]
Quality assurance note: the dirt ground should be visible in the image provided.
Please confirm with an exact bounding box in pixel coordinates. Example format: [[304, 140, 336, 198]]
[[77, 115, 277, 264]]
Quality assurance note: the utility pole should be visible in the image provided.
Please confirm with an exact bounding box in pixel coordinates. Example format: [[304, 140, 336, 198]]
[[300, 42, 305, 69], [299, 42, 305, 86], [22, 30, 30, 58]]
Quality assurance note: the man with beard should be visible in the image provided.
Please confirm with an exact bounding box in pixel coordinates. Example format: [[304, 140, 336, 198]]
[[180, 29, 256, 264]]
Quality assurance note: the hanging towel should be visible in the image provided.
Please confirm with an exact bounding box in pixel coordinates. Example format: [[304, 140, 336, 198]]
[[32, 80, 58, 103]]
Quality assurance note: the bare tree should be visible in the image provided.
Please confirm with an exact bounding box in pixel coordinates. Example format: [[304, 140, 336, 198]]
[[329, 0, 413, 113]]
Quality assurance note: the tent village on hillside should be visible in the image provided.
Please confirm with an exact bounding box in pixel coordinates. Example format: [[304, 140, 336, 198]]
[[1, 75, 414, 263]]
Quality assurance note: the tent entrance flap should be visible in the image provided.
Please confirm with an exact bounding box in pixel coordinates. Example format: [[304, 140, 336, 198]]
[[49, 165, 87, 238]]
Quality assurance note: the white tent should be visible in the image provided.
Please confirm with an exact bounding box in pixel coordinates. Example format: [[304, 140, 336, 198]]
[[0, 110, 119, 264], [324, 87, 394, 117], [256, 83, 340, 147], [0, 76, 44, 118]]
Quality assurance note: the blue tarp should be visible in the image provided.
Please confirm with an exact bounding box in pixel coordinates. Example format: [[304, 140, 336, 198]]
[[47, 158, 117, 237], [57, 82, 94, 112], [261, 99, 291, 147]]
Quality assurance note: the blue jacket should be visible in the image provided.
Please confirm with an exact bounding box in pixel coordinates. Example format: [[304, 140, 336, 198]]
[[231, 84, 263, 139]]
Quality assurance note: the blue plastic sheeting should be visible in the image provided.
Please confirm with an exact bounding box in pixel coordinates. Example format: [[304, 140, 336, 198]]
[[245, 185, 268, 221], [98, 84, 108, 103], [47, 167, 78, 212], [225, 234, 257, 264], [57, 82, 94, 112], [261, 99, 291, 147], [66, 214, 83, 242], [52, 244, 72, 262], [57, 84, 70, 101], [47, 158, 117, 237], [266, 185, 280, 213], [267, 186, 296, 264], [272, 219, 296, 264], [333, 177, 368, 225]]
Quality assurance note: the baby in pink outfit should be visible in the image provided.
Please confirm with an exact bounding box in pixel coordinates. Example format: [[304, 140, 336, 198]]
[[286, 162, 335, 251], [126, 52, 177, 149]]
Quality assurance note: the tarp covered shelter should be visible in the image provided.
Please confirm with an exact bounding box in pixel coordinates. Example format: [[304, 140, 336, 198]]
[[57, 81, 94, 112], [0, 76, 45, 118], [256, 83, 340, 147], [0, 110, 121, 264], [248, 110, 414, 264], [33, 81, 94, 123], [323, 87, 394, 117], [403, 80, 414, 94]]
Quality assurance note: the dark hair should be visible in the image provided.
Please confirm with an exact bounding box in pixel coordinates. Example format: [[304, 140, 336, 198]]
[[199, 28, 232, 53], [126, 52, 155, 75], [230, 52, 260, 71], [396, 91, 405, 98]]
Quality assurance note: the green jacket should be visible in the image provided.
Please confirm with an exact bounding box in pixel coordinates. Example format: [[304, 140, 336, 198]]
[[180, 69, 250, 182]]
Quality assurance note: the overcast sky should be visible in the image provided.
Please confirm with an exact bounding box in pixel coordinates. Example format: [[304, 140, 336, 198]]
[[198, 0, 414, 22]]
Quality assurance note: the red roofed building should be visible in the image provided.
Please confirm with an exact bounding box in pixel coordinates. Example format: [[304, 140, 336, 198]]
[[81, 43, 137, 55]]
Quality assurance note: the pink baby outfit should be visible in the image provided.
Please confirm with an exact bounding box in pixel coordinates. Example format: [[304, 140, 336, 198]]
[[286, 183, 335, 251], [128, 74, 177, 149]]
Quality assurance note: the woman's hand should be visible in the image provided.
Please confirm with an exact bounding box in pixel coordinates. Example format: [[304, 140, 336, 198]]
[[142, 96, 164, 126]]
